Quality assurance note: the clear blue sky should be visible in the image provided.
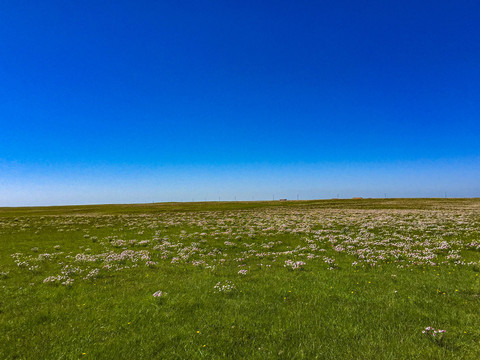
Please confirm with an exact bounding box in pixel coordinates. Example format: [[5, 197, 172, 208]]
[[1, 0, 479, 206]]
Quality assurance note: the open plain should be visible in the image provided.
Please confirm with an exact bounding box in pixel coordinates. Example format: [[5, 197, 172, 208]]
[[1, 198, 480, 359]]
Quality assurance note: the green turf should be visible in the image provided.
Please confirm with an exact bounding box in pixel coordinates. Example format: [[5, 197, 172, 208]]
[[1, 199, 479, 359]]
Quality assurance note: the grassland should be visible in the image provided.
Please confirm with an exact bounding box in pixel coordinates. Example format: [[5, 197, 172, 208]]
[[1, 198, 480, 359]]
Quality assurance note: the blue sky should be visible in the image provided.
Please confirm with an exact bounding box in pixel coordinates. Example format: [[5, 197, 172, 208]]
[[1, 1, 479, 206]]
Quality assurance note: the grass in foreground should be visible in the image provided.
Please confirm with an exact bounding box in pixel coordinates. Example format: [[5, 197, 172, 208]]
[[1, 199, 480, 359]]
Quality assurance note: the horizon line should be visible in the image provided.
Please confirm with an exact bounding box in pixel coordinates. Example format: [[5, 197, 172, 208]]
[[2, 197, 479, 209]]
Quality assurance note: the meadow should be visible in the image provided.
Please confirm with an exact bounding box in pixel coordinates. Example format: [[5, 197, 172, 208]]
[[1, 198, 480, 359]]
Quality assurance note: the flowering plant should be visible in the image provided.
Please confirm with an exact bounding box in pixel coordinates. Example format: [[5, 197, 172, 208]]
[[422, 326, 446, 345], [284, 260, 305, 271], [153, 290, 167, 298], [214, 280, 237, 293]]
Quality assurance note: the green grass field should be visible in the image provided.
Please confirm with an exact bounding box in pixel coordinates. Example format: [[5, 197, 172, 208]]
[[1, 198, 480, 359]]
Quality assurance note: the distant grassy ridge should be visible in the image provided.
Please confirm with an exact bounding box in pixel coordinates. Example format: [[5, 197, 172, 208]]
[[1, 198, 479, 217]]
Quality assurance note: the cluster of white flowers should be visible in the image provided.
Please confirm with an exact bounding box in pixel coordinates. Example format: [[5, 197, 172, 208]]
[[323, 257, 338, 270], [214, 280, 237, 293], [43, 275, 73, 286], [83, 268, 100, 280], [61, 278, 74, 286], [284, 260, 305, 270], [153, 290, 167, 298], [28, 265, 39, 272], [422, 326, 446, 341], [43, 275, 62, 283]]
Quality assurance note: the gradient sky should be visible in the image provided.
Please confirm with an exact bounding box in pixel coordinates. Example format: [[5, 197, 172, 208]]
[[1, 0, 479, 206]]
